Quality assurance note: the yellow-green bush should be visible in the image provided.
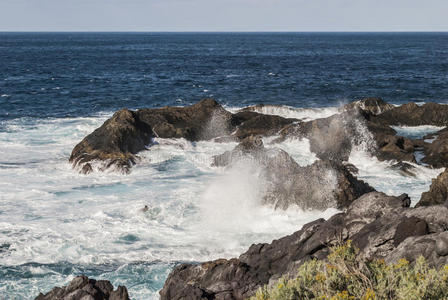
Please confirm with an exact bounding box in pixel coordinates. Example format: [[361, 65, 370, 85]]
[[250, 241, 448, 300]]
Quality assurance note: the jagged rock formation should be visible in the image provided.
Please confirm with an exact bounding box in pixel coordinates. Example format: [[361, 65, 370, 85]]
[[213, 136, 373, 210], [69, 99, 294, 173], [421, 127, 448, 168], [160, 192, 448, 300], [70, 97, 448, 173], [63, 97, 448, 300], [416, 168, 448, 207], [35, 275, 130, 300], [371, 102, 448, 127]]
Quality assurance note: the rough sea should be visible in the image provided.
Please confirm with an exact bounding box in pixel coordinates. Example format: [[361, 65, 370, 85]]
[[1, 32, 448, 299]]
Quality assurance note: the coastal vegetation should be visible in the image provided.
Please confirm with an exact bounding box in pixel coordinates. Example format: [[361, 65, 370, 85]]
[[251, 241, 448, 300]]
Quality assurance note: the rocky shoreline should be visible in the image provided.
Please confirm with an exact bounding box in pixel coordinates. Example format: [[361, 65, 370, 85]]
[[38, 98, 448, 299]]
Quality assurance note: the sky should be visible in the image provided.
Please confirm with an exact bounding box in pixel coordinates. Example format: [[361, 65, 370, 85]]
[[0, 0, 447, 32]]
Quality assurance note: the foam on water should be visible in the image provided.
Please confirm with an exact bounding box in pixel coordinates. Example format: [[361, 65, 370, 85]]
[[391, 125, 445, 140], [349, 149, 442, 205], [0, 110, 445, 299], [226, 105, 339, 121], [0, 114, 336, 299]]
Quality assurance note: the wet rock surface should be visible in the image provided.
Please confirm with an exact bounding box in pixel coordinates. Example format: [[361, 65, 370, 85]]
[[417, 168, 448, 207], [160, 192, 448, 300], [341, 97, 395, 115], [69, 108, 154, 174], [212, 136, 373, 210], [70, 99, 294, 173], [64, 97, 448, 300], [371, 102, 448, 127], [71, 97, 448, 172], [422, 127, 448, 168], [35, 275, 130, 300]]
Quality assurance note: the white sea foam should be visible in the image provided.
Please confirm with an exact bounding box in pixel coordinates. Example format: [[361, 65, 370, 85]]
[[0, 111, 445, 299], [391, 125, 445, 140], [0, 113, 337, 299], [349, 149, 442, 205]]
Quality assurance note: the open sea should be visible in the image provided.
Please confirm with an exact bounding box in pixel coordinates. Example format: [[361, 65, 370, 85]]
[[0, 32, 447, 299]]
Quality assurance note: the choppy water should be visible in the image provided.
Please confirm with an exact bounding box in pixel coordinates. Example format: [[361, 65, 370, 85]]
[[1, 33, 447, 299]]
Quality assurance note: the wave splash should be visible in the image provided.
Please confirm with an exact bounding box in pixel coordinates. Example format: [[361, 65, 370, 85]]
[[0, 105, 443, 298]]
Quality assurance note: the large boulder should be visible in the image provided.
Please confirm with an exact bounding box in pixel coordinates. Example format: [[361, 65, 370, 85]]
[[213, 136, 374, 210], [160, 192, 448, 300], [69, 109, 154, 174], [416, 168, 448, 207], [35, 275, 130, 300]]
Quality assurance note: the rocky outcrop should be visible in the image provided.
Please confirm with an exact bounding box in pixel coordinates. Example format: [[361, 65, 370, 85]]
[[136, 98, 234, 141], [160, 192, 448, 300], [69, 99, 237, 173], [341, 97, 395, 115], [273, 111, 369, 162], [422, 128, 448, 168], [69, 109, 154, 174], [370, 102, 448, 126], [70, 99, 296, 173], [71, 98, 448, 173], [35, 275, 130, 300], [213, 136, 374, 210], [233, 113, 296, 140], [416, 168, 448, 207]]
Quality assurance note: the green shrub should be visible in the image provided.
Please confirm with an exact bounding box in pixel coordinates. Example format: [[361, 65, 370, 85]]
[[250, 241, 448, 300]]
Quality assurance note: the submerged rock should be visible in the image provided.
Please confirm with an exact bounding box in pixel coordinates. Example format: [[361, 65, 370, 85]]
[[213, 136, 373, 210], [390, 161, 417, 177], [35, 275, 130, 300], [160, 191, 448, 299]]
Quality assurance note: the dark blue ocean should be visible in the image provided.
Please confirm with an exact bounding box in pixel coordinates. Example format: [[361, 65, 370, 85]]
[[1, 32, 448, 121], [0, 33, 448, 299]]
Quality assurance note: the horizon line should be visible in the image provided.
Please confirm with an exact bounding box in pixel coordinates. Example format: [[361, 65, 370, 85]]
[[1, 30, 448, 33]]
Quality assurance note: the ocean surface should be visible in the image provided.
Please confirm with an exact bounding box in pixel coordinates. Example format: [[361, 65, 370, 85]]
[[0, 32, 447, 299]]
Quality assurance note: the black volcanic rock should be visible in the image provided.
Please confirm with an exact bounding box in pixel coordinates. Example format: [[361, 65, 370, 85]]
[[416, 168, 448, 207], [136, 98, 234, 141], [422, 128, 448, 168], [233, 114, 296, 140], [70, 99, 235, 173], [213, 136, 373, 210], [35, 275, 130, 300], [69, 99, 296, 173], [341, 97, 395, 115], [69, 108, 154, 174], [273, 111, 369, 162], [371, 102, 448, 127], [70, 98, 448, 172], [160, 191, 448, 300]]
